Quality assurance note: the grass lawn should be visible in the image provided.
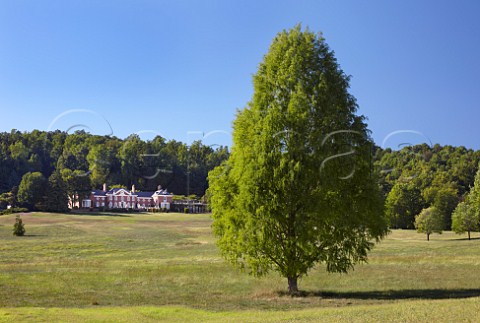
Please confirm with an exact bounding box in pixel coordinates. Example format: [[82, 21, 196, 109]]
[[0, 212, 479, 322]]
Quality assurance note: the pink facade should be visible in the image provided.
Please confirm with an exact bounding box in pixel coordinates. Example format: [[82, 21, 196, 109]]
[[81, 185, 173, 210]]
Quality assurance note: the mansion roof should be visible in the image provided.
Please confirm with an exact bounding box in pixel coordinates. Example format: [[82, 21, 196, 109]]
[[90, 187, 173, 198]]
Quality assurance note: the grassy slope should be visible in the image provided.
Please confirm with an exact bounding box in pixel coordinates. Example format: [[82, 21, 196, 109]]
[[0, 212, 479, 321]]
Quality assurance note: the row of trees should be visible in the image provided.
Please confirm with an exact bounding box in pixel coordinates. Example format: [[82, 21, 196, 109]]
[[377, 144, 480, 230], [413, 164, 480, 241], [2, 132, 480, 217], [379, 144, 480, 239], [0, 130, 229, 210], [0, 170, 71, 213], [15, 171, 70, 212]]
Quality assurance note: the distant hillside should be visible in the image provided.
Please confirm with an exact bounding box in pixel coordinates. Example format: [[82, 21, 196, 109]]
[[374, 144, 480, 229], [0, 129, 229, 197], [375, 144, 480, 196], [1, 129, 479, 229]]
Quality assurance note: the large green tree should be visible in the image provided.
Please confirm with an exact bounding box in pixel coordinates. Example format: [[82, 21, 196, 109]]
[[208, 26, 388, 294], [451, 163, 480, 239], [17, 172, 46, 210], [61, 168, 91, 208], [119, 134, 146, 187], [385, 181, 425, 229], [465, 163, 480, 216], [451, 202, 478, 240], [422, 172, 459, 230]]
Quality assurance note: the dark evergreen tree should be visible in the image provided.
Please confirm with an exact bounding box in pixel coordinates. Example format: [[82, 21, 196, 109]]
[[44, 171, 70, 212]]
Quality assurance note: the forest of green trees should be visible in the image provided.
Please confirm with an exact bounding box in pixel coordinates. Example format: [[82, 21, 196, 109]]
[[374, 144, 480, 230], [0, 129, 229, 211], [1, 129, 480, 231]]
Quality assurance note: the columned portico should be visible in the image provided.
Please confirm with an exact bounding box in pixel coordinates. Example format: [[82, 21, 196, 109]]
[[85, 184, 173, 210]]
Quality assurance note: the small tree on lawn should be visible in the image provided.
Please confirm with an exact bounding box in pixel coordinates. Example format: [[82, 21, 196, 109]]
[[13, 215, 25, 236], [452, 202, 479, 240], [415, 207, 443, 241]]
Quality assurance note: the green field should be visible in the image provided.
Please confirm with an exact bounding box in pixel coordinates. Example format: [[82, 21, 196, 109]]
[[0, 212, 479, 322]]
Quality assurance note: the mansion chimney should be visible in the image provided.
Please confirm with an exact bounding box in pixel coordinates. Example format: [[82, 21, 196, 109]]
[[157, 185, 162, 191], [103, 183, 107, 192], [131, 184, 135, 193]]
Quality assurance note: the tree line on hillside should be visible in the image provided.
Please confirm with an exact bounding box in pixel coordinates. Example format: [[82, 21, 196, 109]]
[[0, 129, 229, 211], [1, 129, 480, 225], [374, 144, 480, 231], [406, 163, 480, 241]]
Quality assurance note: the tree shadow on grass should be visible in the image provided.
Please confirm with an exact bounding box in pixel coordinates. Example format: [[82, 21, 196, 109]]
[[278, 289, 480, 300], [453, 237, 480, 241]]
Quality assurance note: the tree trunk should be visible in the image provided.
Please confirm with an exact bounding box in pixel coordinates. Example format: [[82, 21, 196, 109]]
[[288, 277, 299, 295], [468, 230, 471, 240], [427, 233, 430, 241]]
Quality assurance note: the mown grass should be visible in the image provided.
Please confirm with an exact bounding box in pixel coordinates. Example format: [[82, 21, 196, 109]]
[[1, 297, 480, 323], [0, 212, 479, 321]]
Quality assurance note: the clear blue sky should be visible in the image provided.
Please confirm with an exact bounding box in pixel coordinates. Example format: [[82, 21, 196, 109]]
[[1, 0, 479, 149]]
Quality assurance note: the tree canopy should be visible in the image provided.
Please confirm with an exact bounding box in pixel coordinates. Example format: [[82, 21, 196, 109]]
[[44, 171, 70, 213], [414, 207, 444, 241], [208, 25, 388, 294], [385, 181, 425, 229], [450, 163, 480, 239], [377, 144, 480, 229], [2, 128, 480, 217], [451, 202, 478, 240], [17, 172, 47, 210], [0, 129, 229, 206]]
